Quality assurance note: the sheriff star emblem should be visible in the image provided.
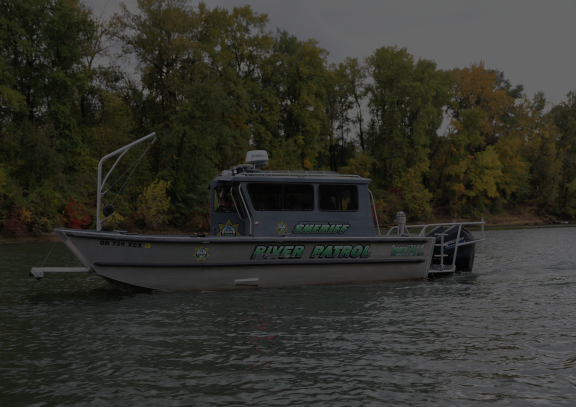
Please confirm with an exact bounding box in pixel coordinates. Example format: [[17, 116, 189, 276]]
[[194, 245, 210, 262], [217, 219, 241, 236], [276, 221, 288, 235]]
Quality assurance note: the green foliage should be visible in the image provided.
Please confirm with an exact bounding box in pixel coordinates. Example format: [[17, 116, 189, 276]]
[[136, 179, 171, 229], [398, 165, 434, 220], [527, 113, 561, 212], [253, 30, 331, 170], [551, 91, 576, 216], [339, 151, 373, 179], [429, 63, 534, 216], [371, 189, 406, 224], [2, 0, 576, 237], [467, 146, 503, 199], [0, 165, 7, 194], [364, 46, 453, 219]]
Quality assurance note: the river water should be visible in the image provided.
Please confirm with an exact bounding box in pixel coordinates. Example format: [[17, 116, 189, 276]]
[[1, 227, 576, 406]]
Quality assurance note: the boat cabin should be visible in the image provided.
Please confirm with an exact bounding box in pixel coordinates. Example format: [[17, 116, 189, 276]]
[[209, 151, 379, 237]]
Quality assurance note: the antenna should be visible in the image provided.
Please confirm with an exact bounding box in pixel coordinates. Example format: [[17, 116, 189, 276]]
[[245, 150, 268, 169]]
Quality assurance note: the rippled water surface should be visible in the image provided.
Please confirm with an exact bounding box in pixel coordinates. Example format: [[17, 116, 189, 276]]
[[2, 227, 576, 406]]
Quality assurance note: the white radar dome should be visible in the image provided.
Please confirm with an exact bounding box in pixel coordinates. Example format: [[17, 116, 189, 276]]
[[245, 150, 269, 169]]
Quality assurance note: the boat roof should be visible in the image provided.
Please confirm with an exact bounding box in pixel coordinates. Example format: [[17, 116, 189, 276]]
[[216, 170, 371, 184]]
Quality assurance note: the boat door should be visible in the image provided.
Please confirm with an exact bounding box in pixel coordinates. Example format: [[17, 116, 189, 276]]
[[210, 182, 248, 236]]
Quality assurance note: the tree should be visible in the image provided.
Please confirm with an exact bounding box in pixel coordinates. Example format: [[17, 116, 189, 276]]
[[323, 62, 353, 172], [365, 46, 453, 218], [526, 99, 562, 213], [439, 62, 531, 215], [252, 30, 331, 171], [0, 0, 95, 187], [113, 0, 272, 221], [551, 90, 576, 216]]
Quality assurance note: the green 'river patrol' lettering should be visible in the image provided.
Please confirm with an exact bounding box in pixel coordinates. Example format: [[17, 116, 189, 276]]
[[250, 244, 371, 260], [251, 245, 305, 260], [310, 244, 370, 259]]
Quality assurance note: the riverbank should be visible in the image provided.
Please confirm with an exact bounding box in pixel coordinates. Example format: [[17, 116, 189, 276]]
[[1, 211, 572, 245]]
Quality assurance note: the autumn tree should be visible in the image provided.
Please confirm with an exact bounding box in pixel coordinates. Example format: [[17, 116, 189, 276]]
[[438, 62, 531, 216], [4, 0, 576, 236]]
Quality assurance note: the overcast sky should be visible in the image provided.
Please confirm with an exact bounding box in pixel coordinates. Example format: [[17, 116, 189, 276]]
[[88, 0, 576, 106]]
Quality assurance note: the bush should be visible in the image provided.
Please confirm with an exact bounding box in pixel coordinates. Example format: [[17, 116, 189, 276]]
[[2, 218, 26, 237], [1, 204, 33, 237], [101, 211, 126, 230], [136, 179, 171, 229], [340, 152, 373, 178], [398, 167, 433, 221], [371, 188, 406, 224], [63, 200, 92, 229], [184, 202, 210, 232]]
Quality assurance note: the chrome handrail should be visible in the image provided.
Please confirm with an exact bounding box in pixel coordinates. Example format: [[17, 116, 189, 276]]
[[230, 188, 245, 223], [237, 185, 253, 236], [386, 218, 485, 273], [386, 219, 485, 238], [368, 189, 381, 236]]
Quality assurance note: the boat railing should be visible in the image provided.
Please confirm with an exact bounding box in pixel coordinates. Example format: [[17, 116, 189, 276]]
[[235, 170, 362, 178], [368, 189, 381, 236], [386, 215, 486, 273]]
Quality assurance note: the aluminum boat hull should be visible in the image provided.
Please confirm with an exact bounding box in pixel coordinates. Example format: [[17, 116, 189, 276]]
[[56, 229, 436, 291]]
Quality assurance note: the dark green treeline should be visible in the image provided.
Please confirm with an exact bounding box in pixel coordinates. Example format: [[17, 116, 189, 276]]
[[2, 0, 576, 235]]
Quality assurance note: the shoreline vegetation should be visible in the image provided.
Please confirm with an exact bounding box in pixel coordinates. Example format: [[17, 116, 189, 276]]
[[2, 205, 572, 245], [2, 0, 576, 241]]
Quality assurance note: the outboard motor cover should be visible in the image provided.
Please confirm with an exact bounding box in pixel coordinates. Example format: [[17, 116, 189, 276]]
[[426, 226, 477, 272]]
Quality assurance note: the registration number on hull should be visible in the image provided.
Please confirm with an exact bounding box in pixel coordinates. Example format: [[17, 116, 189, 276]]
[[99, 240, 149, 248]]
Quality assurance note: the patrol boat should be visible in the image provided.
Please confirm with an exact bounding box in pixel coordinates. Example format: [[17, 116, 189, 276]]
[[30, 133, 485, 291]]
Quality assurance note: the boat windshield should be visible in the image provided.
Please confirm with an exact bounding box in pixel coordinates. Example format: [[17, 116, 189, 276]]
[[248, 183, 314, 211]]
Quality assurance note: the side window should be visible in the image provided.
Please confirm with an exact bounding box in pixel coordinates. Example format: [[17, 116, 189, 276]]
[[284, 184, 314, 211], [319, 185, 358, 211], [213, 186, 238, 213], [248, 184, 281, 211], [248, 184, 314, 211]]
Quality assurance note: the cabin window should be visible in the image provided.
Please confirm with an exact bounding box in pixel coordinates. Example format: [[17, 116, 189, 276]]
[[319, 185, 358, 211], [284, 184, 314, 210], [213, 186, 237, 213], [248, 184, 314, 211]]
